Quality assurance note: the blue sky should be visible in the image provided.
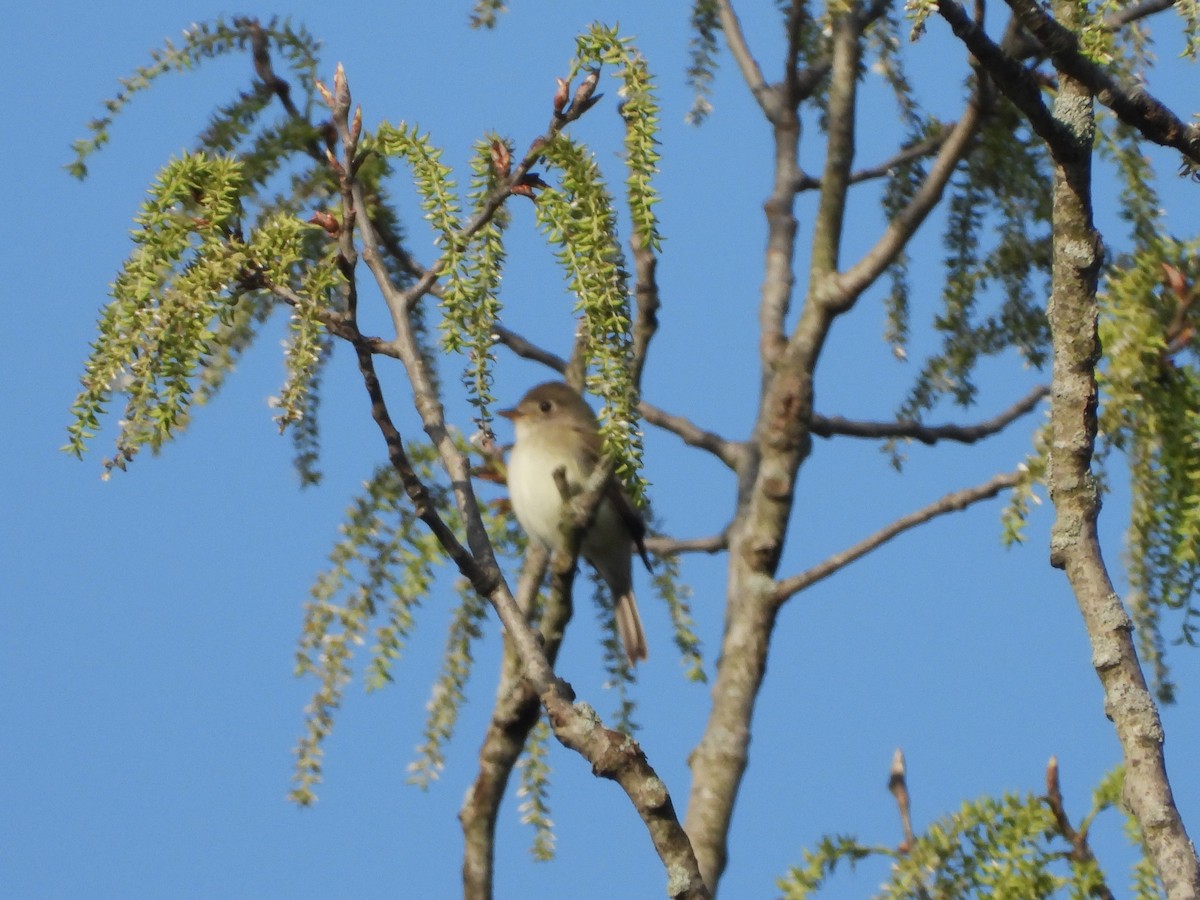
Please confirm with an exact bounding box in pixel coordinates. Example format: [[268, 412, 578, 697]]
[[5, 2, 1200, 898]]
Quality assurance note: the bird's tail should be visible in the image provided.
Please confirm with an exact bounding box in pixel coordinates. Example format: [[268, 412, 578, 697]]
[[615, 591, 648, 666]]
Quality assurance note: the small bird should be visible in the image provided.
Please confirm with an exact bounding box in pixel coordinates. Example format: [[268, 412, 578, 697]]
[[500, 381, 651, 665]]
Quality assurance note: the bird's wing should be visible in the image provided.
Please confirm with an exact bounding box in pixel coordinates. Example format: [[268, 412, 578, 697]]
[[575, 421, 653, 572], [607, 480, 653, 572]]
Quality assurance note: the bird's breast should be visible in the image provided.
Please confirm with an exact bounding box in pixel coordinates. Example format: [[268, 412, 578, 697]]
[[507, 437, 587, 551]]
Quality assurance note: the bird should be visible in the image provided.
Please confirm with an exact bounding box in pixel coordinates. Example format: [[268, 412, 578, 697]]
[[500, 381, 651, 665]]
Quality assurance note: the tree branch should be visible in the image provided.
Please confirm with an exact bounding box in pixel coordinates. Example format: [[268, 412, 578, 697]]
[[640, 401, 747, 471], [794, 127, 952, 193], [1040, 20, 1200, 893], [462, 544, 563, 900], [491, 324, 569, 372], [807, 10, 863, 282], [934, 1, 1064, 146], [1043, 756, 1116, 899], [715, 0, 780, 121], [838, 83, 987, 306], [398, 72, 608, 313], [1104, 0, 1174, 29], [1004, 0, 1200, 165], [644, 532, 729, 557], [773, 469, 1021, 605], [630, 229, 660, 391], [791, 0, 893, 100], [810, 384, 1048, 445], [322, 69, 710, 899], [491, 325, 746, 470]]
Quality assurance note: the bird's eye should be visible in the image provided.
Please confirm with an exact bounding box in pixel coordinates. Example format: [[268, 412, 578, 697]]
[[538, 400, 553, 413]]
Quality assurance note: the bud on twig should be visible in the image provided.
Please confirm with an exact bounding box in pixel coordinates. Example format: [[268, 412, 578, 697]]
[[1161, 262, 1197, 359], [308, 210, 341, 237], [887, 748, 914, 853], [316, 78, 334, 110], [510, 172, 548, 201], [553, 77, 570, 116], [333, 62, 350, 112], [350, 106, 363, 146], [324, 147, 344, 175], [490, 139, 512, 178], [570, 68, 602, 117], [1045, 755, 1060, 798]]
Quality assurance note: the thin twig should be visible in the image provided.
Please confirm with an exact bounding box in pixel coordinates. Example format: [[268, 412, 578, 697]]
[[888, 749, 915, 853], [491, 325, 569, 372], [629, 232, 660, 390], [838, 83, 988, 307], [1105, 0, 1173, 29], [640, 401, 747, 471], [794, 128, 953, 192], [1043, 757, 1117, 899], [491, 325, 746, 470], [398, 85, 605, 313], [811, 384, 1048, 445], [773, 470, 1021, 605]]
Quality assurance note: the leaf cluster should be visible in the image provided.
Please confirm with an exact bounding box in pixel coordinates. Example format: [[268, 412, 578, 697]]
[[290, 447, 526, 803], [1099, 239, 1200, 703], [66, 17, 349, 482], [68, 17, 322, 180], [895, 100, 1052, 433], [778, 767, 1153, 899]]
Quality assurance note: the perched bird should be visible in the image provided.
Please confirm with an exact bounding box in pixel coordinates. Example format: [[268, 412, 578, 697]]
[[500, 381, 651, 665]]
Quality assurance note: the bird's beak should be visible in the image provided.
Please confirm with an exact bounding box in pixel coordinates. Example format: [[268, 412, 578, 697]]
[[498, 407, 520, 420]]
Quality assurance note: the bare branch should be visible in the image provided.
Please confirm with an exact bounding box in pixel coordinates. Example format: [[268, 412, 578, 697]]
[[644, 532, 729, 557], [491, 324, 569, 372], [491, 325, 745, 470], [807, 11, 864, 282], [462, 544, 562, 900], [838, 84, 987, 306], [1105, 0, 1173, 29], [630, 231, 660, 391], [810, 384, 1048, 445], [794, 128, 953, 193], [888, 749, 915, 853], [782, 0, 808, 102], [246, 19, 328, 165], [640, 401, 746, 471], [773, 470, 1021, 605], [715, 0, 780, 121], [398, 75, 607, 313], [1043, 756, 1116, 899], [791, 0, 894, 100]]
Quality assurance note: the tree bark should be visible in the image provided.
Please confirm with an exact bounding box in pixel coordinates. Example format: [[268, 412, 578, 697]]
[[1043, 16, 1200, 896]]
